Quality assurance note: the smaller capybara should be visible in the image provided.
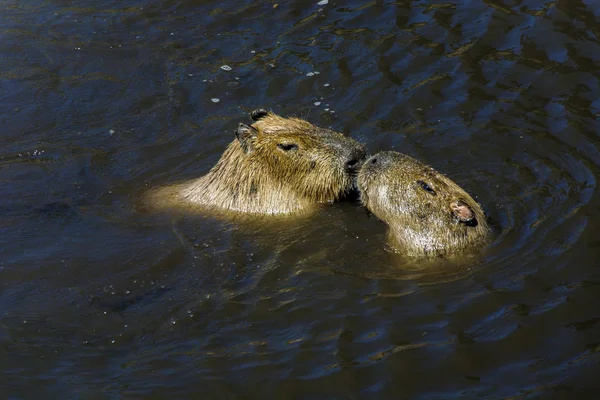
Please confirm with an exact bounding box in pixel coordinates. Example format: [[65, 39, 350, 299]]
[[357, 151, 490, 257], [147, 109, 366, 216]]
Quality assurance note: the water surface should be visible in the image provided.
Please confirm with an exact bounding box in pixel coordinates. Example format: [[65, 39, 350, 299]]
[[2, 0, 600, 398]]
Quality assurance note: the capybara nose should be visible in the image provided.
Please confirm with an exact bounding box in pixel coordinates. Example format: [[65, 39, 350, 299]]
[[346, 158, 360, 171], [345, 147, 366, 172]]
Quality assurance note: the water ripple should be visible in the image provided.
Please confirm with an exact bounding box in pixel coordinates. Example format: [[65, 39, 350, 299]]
[[2, 0, 600, 398]]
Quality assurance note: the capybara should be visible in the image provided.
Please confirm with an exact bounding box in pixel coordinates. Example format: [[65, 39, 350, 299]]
[[357, 151, 490, 257], [148, 109, 366, 216]]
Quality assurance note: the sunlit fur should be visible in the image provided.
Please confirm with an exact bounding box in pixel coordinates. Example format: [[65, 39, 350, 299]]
[[150, 111, 365, 216], [358, 151, 490, 258]]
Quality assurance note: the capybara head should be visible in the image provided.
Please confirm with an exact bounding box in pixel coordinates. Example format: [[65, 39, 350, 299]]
[[233, 109, 366, 204], [357, 151, 490, 257]]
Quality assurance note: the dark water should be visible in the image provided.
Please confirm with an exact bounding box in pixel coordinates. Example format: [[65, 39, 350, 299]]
[[2, 0, 600, 397]]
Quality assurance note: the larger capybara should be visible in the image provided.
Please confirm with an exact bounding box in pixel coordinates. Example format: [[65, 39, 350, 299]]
[[147, 109, 366, 216], [357, 151, 490, 258]]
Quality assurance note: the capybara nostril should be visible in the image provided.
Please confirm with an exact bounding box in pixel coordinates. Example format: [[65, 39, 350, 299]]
[[345, 148, 367, 172], [346, 158, 360, 171]]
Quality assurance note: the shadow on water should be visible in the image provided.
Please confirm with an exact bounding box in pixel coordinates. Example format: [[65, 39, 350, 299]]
[[2, 0, 600, 398]]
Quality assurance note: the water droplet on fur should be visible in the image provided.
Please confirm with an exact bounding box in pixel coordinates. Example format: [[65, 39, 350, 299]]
[[318, 0, 329, 5]]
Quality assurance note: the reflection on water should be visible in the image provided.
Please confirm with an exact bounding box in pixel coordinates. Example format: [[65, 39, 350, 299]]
[[2, 0, 600, 397]]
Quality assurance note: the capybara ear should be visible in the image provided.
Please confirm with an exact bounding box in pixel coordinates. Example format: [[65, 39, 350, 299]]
[[235, 123, 258, 154], [451, 199, 474, 222], [250, 109, 269, 121]]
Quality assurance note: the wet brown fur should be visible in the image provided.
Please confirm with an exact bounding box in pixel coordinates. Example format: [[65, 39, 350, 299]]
[[147, 110, 365, 216], [358, 151, 490, 258]]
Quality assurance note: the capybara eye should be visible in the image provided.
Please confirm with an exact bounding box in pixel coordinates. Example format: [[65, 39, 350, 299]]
[[278, 143, 299, 152], [417, 180, 436, 195], [250, 109, 269, 121]]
